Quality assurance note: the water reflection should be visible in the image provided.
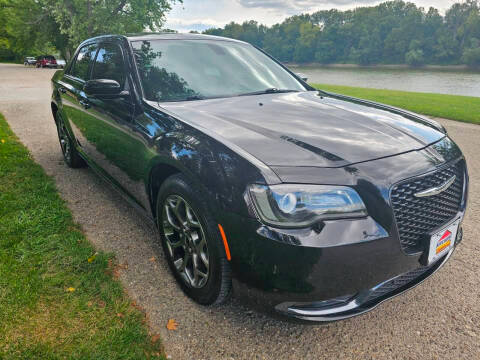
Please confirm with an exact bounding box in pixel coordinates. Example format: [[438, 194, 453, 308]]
[[291, 66, 480, 97]]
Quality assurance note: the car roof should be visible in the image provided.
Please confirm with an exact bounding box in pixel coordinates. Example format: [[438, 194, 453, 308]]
[[79, 33, 247, 47]]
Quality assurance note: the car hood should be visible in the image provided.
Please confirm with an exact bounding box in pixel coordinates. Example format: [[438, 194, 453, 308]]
[[160, 91, 445, 168]]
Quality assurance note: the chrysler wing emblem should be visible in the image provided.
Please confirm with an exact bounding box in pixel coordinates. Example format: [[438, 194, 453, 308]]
[[414, 175, 456, 198]]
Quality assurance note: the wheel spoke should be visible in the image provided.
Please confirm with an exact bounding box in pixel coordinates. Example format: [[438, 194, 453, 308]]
[[173, 258, 183, 270], [172, 198, 187, 228], [167, 235, 185, 249], [193, 267, 208, 287], [162, 194, 209, 289], [176, 252, 191, 272], [194, 235, 205, 253], [200, 251, 209, 269], [192, 254, 208, 287], [164, 204, 181, 230], [186, 205, 200, 228]]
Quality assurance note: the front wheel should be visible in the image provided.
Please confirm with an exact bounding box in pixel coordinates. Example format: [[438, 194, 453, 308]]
[[157, 174, 232, 305], [55, 113, 85, 168]]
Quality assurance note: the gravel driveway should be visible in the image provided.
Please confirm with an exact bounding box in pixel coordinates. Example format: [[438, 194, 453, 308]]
[[1, 63, 478, 360]]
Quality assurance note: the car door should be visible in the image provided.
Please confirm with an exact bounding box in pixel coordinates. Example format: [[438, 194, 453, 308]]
[[58, 43, 98, 154], [75, 41, 152, 209]]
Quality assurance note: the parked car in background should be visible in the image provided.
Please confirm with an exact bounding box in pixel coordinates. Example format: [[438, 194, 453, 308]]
[[24, 56, 36, 66], [50, 33, 468, 321], [36, 55, 57, 68], [56, 59, 66, 68]]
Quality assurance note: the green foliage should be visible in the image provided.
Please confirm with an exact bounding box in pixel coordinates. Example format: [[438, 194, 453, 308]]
[[0, 113, 165, 359], [462, 38, 480, 67], [462, 46, 480, 67], [204, 1, 480, 66], [405, 49, 425, 66], [0, 0, 180, 61], [312, 83, 480, 124]]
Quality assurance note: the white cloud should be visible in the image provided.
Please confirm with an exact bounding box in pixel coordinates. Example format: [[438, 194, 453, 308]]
[[165, 18, 225, 32], [164, 0, 459, 32], [237, 0, 378, 10]]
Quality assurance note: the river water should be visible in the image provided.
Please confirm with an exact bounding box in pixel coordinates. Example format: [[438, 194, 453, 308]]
[[290, 66, 480, 97]]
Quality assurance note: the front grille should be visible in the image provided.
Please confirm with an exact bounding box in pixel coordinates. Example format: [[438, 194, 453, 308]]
[[391, 160, 465, 254], [363, 265, 432, 304]]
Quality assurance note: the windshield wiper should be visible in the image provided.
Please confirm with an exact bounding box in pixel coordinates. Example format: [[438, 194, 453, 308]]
[[185, 95, 205, 101], [164, 95, 206, 102], [238, 88, 300, 97]]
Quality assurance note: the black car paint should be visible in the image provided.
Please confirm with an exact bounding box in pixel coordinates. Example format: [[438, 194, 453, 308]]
[[51, 34, 466, 320], [161, 91, 445, 168]]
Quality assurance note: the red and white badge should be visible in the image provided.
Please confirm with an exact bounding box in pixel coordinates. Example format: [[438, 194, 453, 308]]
[[427, 218, 460, 264]]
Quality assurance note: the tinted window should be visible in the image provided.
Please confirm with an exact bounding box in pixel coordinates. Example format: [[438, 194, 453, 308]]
[[45, 56, 55, 60], [131, 40, 305, 102], [91, 44, 125, 85], [71, 44, 97, 80]]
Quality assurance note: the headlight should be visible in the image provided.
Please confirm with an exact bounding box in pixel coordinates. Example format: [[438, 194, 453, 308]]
[[248, 184, 367, 228]]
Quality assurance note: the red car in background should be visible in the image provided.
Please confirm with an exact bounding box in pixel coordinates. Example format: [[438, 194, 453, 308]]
[[36, 55, 57, 68]]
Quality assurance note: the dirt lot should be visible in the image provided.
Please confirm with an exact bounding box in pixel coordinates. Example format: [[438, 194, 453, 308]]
[[1, 63, 478, 360]]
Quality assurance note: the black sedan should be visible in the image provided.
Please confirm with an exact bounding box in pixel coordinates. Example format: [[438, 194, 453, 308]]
[[50, 33, 468, 321]]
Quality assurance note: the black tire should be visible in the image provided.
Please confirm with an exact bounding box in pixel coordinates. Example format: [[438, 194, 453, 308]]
[[156, 174, 232, 305], [55, 113, 86, 168]]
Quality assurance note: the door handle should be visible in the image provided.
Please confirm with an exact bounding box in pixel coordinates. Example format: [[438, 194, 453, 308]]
[[79, 99, 91, 109], [58, 87, 67, 94]]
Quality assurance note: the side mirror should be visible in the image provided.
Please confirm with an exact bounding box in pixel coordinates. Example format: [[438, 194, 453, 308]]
[[84, 79, 122, 97], [295, 73, 308, 82]]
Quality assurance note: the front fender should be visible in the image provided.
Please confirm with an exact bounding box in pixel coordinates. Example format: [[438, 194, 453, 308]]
[[149, 122, 268, 219]]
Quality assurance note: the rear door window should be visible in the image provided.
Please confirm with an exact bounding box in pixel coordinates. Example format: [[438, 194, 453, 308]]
[[70, 44, 97, 81], [91, 43, 125, 86]]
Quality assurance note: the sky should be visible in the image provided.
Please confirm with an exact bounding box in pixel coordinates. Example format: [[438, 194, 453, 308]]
[[164, 0, 460, 32]]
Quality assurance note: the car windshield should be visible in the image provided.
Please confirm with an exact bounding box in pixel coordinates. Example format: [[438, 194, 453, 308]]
[[131, 39, 306, 102]]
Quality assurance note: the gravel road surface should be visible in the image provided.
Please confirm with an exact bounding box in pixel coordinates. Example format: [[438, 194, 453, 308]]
[[1, 63, 478, 360]]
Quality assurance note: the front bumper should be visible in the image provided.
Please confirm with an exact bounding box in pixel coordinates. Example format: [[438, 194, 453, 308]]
[[217, 138, 467, 321], [224, 210, 463, 321], [275, 242, 458, 321], [220, 155, 467, 321]]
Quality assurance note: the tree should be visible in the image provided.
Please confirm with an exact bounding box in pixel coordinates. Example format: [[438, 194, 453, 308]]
[[405, 49, 425, 66], [462, 37, 480, 67], [293, 22, 319, 62], [0, 0, 180, 60], [202, 1, 478, 66]]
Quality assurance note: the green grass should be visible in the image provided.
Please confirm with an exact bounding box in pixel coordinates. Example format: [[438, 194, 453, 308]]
[[311, 83, 480, 125], [0, 60, 21, 64], [0, 114, 164, 359]]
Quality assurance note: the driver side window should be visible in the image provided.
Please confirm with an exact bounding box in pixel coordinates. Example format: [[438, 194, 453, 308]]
[[91, 43, 125, 86], [70, 44, 97, 80]]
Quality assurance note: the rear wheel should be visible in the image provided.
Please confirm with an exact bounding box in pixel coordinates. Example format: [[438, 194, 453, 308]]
[[55, 113, 85, 168], [157, 174, 232, 305]]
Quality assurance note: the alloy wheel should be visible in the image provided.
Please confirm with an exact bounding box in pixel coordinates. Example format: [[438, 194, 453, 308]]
[[57, 118, 71, 163], [162, 195, 210, 288]]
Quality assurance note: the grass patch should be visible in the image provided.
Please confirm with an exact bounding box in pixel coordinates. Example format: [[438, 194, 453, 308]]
[[311, 83, 480, 125], [0, 114, 164, 359]]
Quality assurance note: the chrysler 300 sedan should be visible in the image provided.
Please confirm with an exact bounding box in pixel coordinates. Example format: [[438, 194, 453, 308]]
[[50, 33, 468, 321]]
